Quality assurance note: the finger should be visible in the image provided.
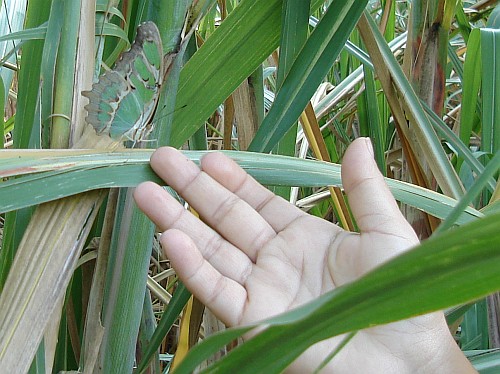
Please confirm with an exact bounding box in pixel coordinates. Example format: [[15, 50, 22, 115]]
[[149, 147, 276, 261], [134, 182, 253, 284], [161, 229, 246, 326], [341, 137, 417, 241], [200, 152, 306, 232]]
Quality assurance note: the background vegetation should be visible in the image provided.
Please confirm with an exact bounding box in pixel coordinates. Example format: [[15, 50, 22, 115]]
[[0, 0, 499, 373]]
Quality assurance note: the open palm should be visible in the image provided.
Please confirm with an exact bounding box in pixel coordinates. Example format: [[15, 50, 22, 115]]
[[134, 138, 474, 373]]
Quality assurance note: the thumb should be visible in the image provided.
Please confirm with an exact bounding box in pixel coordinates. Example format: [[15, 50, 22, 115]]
[[341, 137, 417, 240]]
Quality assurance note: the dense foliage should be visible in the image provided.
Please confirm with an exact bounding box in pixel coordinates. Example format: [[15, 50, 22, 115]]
[[0, 0, 499, 373]]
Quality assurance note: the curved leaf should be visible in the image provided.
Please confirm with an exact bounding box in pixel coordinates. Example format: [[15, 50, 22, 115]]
[[173, 212, 500, 373], [0, 150, 483, 224]]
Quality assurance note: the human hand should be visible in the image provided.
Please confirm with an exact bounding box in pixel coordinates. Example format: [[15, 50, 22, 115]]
[[134, 138, 476, 373]]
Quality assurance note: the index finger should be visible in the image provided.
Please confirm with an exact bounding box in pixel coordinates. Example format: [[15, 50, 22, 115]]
[[149, 147, 275, 261]]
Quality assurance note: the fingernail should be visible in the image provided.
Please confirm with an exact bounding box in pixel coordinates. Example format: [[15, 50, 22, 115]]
[[364, 137, 374, 157]]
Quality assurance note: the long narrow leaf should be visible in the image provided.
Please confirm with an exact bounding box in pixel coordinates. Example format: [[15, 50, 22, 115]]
[[434, 151, 500, 234], [100, 189, 155, 373], [170, 0, 282, 147], [248, 0, 368, 152], [421, 101, 496, 193], [271, 0, 309, 200], [359, 11, 465, 199], [481, 28, 500, 154], [0, 190, 105, 373], [0, 150, 482, 224], [459, 29, 482, 148], [173, 212, 500, 373]]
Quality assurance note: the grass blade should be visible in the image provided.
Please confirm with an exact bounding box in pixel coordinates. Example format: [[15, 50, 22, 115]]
[[174, 212, 500, 373], [248, 0, 368, 152]]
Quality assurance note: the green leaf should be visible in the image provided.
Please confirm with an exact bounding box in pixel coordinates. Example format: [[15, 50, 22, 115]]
[[50, 0, 82, 148], [460, 29, 482, 149], [0, 0, 50, 298], [272, 0, 310, 199], [467, 349, 500, 373], [434, 150, 500, 234], [0, 24, 47, 42], [421, 101, 496, 193], [170, 0, 282, 147], [248, 0, 368, 152], [359, 11, 465, 199], [486, 3, 500, 29], [40, 0, 64, 148], [360, 64, 385, 173], [480, 28, 500, 154], [101, 189, 155, 373], [174, 212, 500, 373], [0, 150, 482, 224]]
